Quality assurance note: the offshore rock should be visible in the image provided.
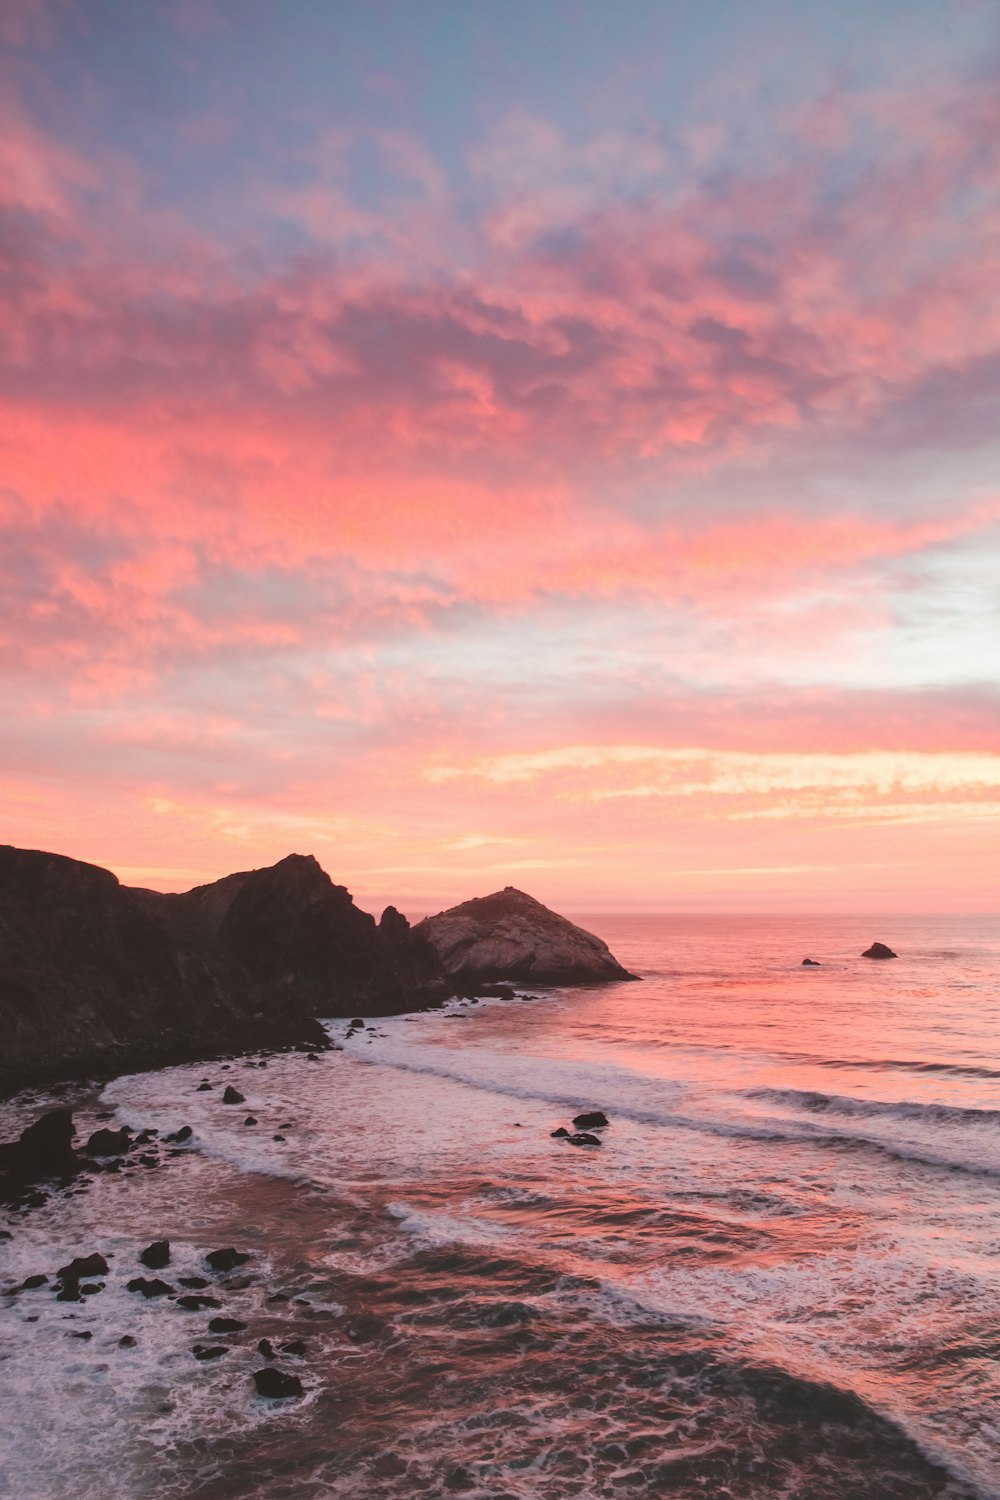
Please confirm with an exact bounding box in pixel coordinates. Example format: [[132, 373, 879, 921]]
[[415, 888, 638, 986], [253, 1367, 303, 1398], [862, 942, 898, 960]]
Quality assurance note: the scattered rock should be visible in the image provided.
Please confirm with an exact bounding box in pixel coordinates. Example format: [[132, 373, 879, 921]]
[[208, 1316, 246, 1333], [175, 1294, 222, 1310], [138, 1154, 158, 1168], [273, 1134, 286, 1142], [80, 1282, 104, 1295], [14, 1273, 48, 1291], [349, 1017, 365, 1029], [118, 1334, 136, 1347], [862, 942, 898, 960], [139, 1240, 170, 1269], [205, 1247, 249, 1272], [257, 1337, 276, 1359], [802, 958, 821, 966], [253, 1367, 303, 1398], [244, 1116, 258, 1127], [550, 1127, 570, 1139], [221, 1086, 245, 1105], [267, 1292, 290, 1303], [345, 1312, 387, 1343], [192, 1345, 228, 1360], [55, 1284, 81, 1301], [178, 1276, 209, 1289], [280, 1339, 307, 1355], [196, 1083, 213, 1092], [572, 1111, 608, 1130], [57, 1253, 109, 1280], [127, 1277, 174, 1298], [69, 1330, 92, 1340], [568, 1132, 602, 1147]]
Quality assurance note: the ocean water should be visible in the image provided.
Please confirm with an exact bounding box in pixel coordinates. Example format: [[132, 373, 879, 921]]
[[2, 911, 1000, 1499]]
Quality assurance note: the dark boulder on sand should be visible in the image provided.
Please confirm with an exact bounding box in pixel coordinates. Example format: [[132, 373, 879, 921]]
[[862, 942, 898, 960], [415, 887, 638, 986]]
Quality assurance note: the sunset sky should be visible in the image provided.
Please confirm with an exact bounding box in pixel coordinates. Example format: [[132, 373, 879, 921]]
[[2, 0, 998, 913]]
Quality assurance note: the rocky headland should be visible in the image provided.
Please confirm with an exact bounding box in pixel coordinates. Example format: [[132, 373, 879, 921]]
[[0, 847, 638, 1097], [414, 886, 639, 986], [0, 846, 440, 1096]]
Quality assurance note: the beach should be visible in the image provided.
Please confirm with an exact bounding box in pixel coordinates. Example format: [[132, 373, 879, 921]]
[[2, 912, 999, 1499]]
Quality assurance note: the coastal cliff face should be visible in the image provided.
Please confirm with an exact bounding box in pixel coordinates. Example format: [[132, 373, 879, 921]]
[[414, 887, 638, 985], [0, 847, 440, 1094]]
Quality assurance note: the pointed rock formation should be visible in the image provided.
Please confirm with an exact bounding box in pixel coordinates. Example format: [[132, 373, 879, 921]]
[[414, 887, 638, 986]]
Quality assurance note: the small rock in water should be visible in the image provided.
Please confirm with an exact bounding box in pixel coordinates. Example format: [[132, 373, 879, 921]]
[[127, 1278, 174, 1298], [208, 1316, 247, 1333], [205, 1247, 250, 1272], [118, 1335, 137, 1348], [14, 1274, 48, 1291], [58, 1253, 109, 1280], [862, 941, 898, 959], [80, 1282, 104, 1295], [139, 1240, 170, 1270], [802, 958, 821, 966], [221, 1086, 245, 1105], [273, 1134, 286, 1142], [550, 1127, 570, 1139], [178, 1276, 209, 1289], [139, 1154, 158, 1168], [175, 1294, 222, 1310], [572, 1111, 608, 1130], [196, 1083, 213, 1092], [257, 1337, 276, 1359], [55, 1284, 82, 1301], [243, 1116, 258, 1127], [174, 1126, 193, 1142], [280, 1338, 307, 1355], [568, 1132, 602, 1147], [253, 1367, 303, 1399], [306, 1053, 320, 1062], [192, 1344, 229, 1361], [69, 1330, 92, 1340]]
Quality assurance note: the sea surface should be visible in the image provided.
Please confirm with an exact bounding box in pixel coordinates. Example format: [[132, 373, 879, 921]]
[[2, 911, 1000, 1499]]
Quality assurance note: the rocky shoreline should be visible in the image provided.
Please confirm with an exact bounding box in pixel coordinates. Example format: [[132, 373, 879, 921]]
[[0, 844, 637, 1099]]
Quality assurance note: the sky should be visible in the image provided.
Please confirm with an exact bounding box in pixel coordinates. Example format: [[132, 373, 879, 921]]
[[2, 0, 999, 915]]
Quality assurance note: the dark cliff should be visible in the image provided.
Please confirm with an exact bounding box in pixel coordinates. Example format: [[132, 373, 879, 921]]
[[0, 846, 442, 1095]]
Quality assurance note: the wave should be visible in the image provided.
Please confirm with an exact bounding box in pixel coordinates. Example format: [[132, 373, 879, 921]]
[[339, 1033, 1000, 1183], [745, 1087, 1000, 1127]]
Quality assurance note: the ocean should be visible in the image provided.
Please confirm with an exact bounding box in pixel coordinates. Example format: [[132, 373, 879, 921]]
[[2, 911, 999, 1499]]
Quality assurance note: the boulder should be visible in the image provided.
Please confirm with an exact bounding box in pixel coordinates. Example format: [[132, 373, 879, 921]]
[[127, 1277, 174, 1298], [221, 1086, 245, 1105], [139, 1240, 170, 1269], [83, 1127, 132, 1157], [550, 1127, 570, 1138], [0, 1109, 78, 1189], [801, 958, 821, 966], [175, 1294, 221, 1310], [205, 1247, 249, 1272], [57, 1253, 108, 1280], [568, 1132, 602, 1147], [253, 1367, 303, 1399], [414, 888, 638, 986], [572, 1111, 608, 1130], [862, 942, 898, 960], [192, 1345, 229, 1360], [208, 1316, 246, 1333]]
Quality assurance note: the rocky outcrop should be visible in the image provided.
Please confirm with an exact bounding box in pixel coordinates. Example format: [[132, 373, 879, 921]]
[[133, 855, 444, 1019], [862, 942, 898, 960], [414, 887, 637, 986], [0, 844, 444, 1095]]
